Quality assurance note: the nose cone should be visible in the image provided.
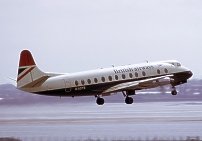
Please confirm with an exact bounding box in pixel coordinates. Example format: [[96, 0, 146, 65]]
[[184, 70, 193, 80], [180, 66, 193, 79], [175, 70, 193, 81], [187, 70, 193, 79]]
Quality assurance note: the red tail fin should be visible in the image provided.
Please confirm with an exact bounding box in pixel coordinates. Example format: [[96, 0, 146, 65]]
[[17, 50, 45, 88], [19, 50, 36, 67]]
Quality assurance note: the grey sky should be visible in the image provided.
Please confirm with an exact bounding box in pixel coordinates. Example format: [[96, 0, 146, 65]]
[[0, 0, 202, 84]]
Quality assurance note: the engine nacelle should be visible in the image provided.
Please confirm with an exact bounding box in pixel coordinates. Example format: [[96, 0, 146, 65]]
[[155, 77, 171, 86]]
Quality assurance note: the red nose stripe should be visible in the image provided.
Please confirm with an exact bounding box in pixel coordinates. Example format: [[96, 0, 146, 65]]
[[17, 67, 35, 82], [19, 50, 36, 67]]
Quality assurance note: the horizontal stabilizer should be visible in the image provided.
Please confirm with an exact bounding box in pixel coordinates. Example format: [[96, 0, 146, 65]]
[[21, 75, 50, 88]]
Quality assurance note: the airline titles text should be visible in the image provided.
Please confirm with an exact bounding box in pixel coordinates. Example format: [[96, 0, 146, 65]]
[[114, 65, 154, 74]]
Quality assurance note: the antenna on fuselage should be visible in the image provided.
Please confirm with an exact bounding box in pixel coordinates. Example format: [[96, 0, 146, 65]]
[[145, 60, 149, 63], [111, 64, 114, 67]]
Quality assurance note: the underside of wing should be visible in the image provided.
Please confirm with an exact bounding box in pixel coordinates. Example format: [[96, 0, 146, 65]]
[[102, 75, 173, 94]]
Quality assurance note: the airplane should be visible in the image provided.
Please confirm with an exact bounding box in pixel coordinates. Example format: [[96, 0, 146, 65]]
[[17, 50, 193, 105]]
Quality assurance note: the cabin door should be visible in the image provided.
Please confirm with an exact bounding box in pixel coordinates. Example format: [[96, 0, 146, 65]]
[[63, 78, 72, 92]]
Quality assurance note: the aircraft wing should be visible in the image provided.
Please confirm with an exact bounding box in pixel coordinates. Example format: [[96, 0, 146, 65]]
[[102, 75, 173, 94]]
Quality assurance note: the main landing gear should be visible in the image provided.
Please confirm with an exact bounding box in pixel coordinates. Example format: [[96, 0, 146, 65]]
[[171, 86, 177, 95], [125, 97, 133, 104], [122, 91, 134, 104], [95, 90, 135, 105], [96, 96, 105, 105]]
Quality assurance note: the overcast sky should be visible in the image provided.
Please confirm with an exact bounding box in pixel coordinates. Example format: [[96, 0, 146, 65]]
[[0, 0, 202, 84]]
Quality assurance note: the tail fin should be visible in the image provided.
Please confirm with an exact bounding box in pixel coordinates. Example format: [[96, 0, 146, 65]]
[[17, 50, 49, 89]]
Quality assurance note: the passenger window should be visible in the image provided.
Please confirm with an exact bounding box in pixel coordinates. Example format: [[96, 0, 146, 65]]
[[75, 80, 79, 86], [94, 78, 98, 83], [87, 79, 91, 84], [164, 68, 168, 74], [142, 71, 146, 76], [101, 77, 105, 82], [108, 76, 112, 81], [115, 75, 118, 80], [122, 74, 126, 79], [129, 73, 133, 78], [157, 69, 161, 74], [135, 72, 138, 77], [81, 80, 85, 85]]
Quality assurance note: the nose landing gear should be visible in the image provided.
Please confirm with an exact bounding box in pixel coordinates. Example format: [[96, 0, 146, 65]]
[[171, 90, 177, 95], [171, 86, 178, 95]]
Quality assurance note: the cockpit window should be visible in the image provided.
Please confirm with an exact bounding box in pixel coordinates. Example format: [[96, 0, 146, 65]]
[[166, 62, 181, 67], [177, 63, 181, 67]]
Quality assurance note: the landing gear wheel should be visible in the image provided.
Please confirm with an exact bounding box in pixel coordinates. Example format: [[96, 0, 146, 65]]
[[125, 97, 133, 104], [171, 90, 177, 95], [96, 97, 105, 105]]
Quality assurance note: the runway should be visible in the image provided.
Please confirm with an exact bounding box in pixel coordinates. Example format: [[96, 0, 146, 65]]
[[0, 101, 202, 140]]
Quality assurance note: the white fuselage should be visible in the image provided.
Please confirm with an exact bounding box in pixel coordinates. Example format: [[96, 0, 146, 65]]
[[16, 50, 193, 105], [19, 60, 192, 97]]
